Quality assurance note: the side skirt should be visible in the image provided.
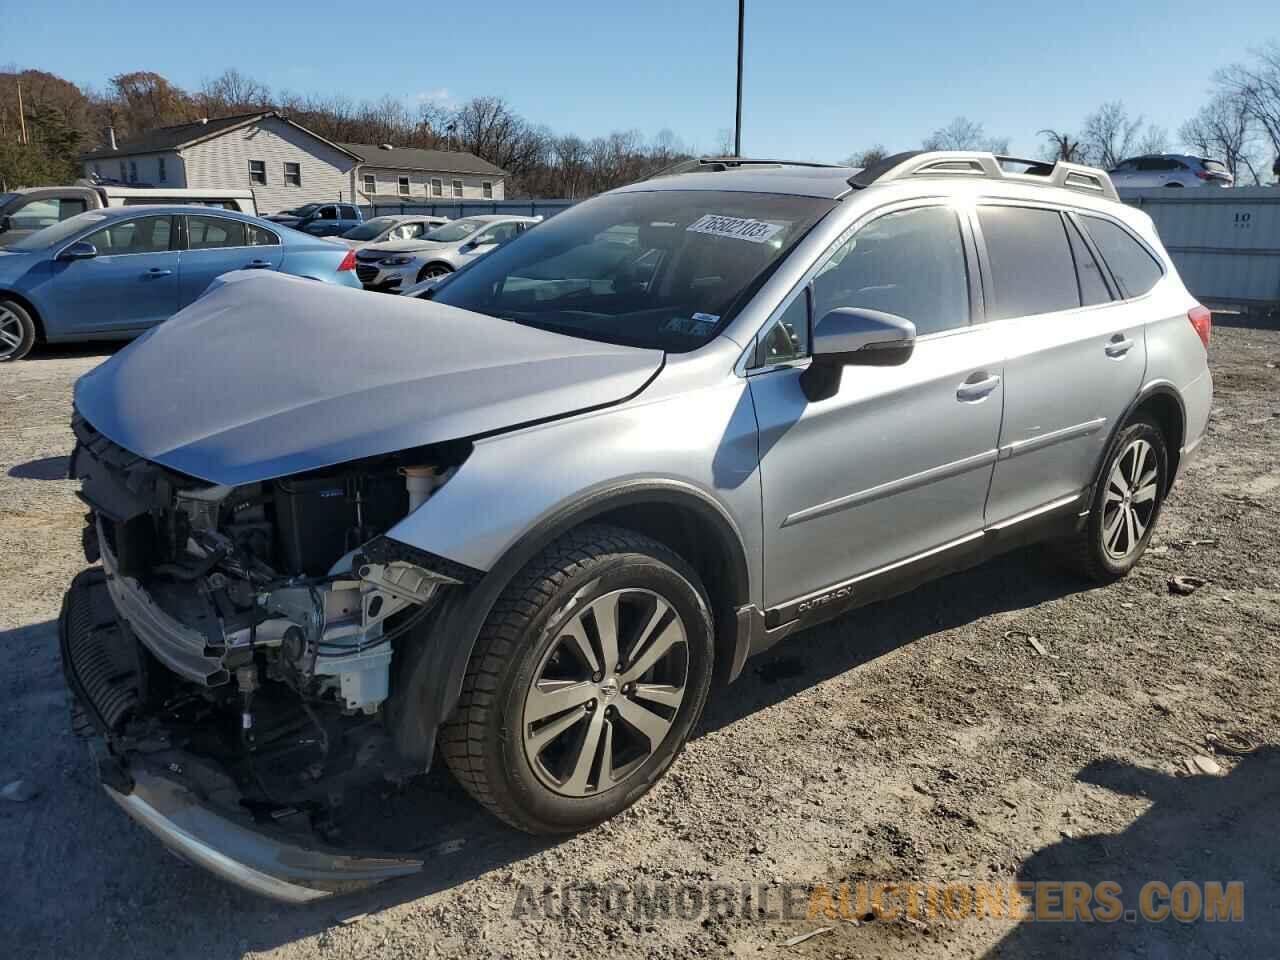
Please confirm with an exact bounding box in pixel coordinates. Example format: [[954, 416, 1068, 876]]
[[745, 491, 1087, 659]]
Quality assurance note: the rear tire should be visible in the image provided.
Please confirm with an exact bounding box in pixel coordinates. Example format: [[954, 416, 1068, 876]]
[[1054, 417, 1169, 582], [440, 524, 715, 835], [0, 299, 36, 362]]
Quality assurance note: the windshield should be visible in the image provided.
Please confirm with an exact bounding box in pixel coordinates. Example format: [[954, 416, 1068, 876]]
[[343, 217, 397, 240], [430, 190, 834, 351], [424, 219, 485, 242], [7, 210, 110, 251]]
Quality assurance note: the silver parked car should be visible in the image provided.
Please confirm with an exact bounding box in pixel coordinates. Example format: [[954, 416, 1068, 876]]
[[62, 152, 1211, 900], [331, 214, 449, 249], [1109, 154, 1234, 188], [354, 214, 540, 291]]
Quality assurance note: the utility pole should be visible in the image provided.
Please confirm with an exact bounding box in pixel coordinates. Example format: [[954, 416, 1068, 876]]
[[734, 0, 744, 157], [17, 79, 28, 146]]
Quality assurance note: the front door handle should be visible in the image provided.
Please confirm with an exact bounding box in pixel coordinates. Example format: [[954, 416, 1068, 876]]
[[1105, 335, 1135, 358], [957, 371, 1001, 402], [142, 268, 172, 279]]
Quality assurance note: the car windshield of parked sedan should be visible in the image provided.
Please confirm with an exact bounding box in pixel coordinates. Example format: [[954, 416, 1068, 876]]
[[423, 219, 485, 243], [6, 211, 110, 251], [343, 217, 398, 240], [429, 191, 835, 351]]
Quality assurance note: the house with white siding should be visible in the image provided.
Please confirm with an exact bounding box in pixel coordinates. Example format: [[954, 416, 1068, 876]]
[[80, 112, 509, 215]]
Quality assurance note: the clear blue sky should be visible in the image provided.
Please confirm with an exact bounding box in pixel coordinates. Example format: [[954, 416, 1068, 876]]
[[2, 0, 1276, 161]]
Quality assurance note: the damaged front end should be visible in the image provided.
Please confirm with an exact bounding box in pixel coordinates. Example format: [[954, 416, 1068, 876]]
[[61, 413, 476, 900]]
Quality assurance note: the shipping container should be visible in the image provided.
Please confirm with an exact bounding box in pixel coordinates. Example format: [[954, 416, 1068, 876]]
[[1120, 186, 1280, 314]]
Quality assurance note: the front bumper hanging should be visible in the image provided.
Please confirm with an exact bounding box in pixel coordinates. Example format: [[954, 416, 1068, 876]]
[[59, 567, 423, 903]]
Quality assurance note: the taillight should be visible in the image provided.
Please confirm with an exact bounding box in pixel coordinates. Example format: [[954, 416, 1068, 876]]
[[1188, 305, 1212, 349], [337, 250, 357, 272]]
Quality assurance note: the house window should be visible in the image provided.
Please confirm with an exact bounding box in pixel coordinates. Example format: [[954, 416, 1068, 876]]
[[398, 176, 411, 197], [128, 161, 138, 183], [431, 178, 443, 197], [158, 157, 167, 183], [482, 180, 493, 199], [283, 162, 301, 187], [363, 174, 376, 196], [451, 179, 463, 198], [248, 160, 267, 186]]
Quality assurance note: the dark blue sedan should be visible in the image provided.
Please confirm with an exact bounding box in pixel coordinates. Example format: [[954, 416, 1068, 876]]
[[0, 205, 361, 360]]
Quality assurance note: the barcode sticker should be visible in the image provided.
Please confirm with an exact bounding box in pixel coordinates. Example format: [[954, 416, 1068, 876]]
[[686, 214, 784, 244]]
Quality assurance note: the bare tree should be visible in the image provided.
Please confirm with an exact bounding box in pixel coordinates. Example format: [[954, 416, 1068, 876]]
[[1038, 129, 1084, 162], [1180, 92, 1260, 184], [1213, 41, 1280, 169], [844, 145, 888, 167], [923, 116, 1008, 153], [1137, 124, 1170, 156], [1080, 101, 1143, 169], [197, 69, 271, 117]]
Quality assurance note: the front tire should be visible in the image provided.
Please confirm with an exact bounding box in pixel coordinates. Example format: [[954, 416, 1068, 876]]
[[1056, 417, 1169, 582], [440, 524, 715, 834], [0, 299, 36, 362], [416, 263, 453, 284]]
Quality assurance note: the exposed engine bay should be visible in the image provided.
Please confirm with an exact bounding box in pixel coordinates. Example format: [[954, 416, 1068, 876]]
[[66, 412, 473, 828]]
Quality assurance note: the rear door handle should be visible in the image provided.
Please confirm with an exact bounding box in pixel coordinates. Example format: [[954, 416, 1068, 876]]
[[243, 259, 273, 269], [957, 372, 1001, 402], [142, 268, 172, 279], [1105, 335, 1135, 358]]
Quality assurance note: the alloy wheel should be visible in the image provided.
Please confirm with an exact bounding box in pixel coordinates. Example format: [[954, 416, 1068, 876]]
[[522, 588, 689, 797], [0, 305, 25, 359], [1101, 438, 1160, 560]]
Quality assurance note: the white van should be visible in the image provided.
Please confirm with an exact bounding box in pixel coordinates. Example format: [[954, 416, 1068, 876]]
[[0, 182, 258, 246]]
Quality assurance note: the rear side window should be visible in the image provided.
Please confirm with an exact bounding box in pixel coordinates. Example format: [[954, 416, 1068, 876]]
[[187, 215, 247, 249], [812, 205, 970, 336], [1081, 216, 1163, 299], [1065, 218, 1112, 306], [978, 206, 1079, 320]]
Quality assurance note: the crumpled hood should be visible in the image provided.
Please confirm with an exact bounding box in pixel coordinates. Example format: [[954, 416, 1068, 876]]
[[73, 270, 664, 485]]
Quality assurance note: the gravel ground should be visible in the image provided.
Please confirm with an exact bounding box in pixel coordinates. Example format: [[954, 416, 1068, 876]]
[[2, 323, 1277, 959]]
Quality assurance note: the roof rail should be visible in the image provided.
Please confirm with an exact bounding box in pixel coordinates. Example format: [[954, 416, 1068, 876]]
[[848, 151, 1119, 202], [645, 156, 841, 180]]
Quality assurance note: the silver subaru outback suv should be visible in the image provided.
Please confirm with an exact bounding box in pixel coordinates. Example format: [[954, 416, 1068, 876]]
[[62, 151, 1211, 900]]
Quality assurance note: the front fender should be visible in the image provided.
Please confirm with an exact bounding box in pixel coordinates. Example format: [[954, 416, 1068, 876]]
[[382, 376, 764, 767]]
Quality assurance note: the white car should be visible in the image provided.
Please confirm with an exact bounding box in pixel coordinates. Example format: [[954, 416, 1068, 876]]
[[332, 215, 450, 249], [1108, 155, 1234, 189], [354, 215, 541, 291]]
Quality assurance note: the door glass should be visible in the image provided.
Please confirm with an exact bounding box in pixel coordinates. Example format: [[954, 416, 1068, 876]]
[[1065, 218, 1112, 306], [476, 222, 519, 245], [187, 215, 248, 250], [247, 223, 280, 246], [756, 289, 809, 366], [813, 206, 969, 336], [977, 206, 1079, 320], [319, 207, 337, 220], [10, 197, 86, 231], [1081, 216, 1163, 298], [83, 216, 173, 254]]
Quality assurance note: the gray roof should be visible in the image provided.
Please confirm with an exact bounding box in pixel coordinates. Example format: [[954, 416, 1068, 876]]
[[80, 112, 362, 162], [341, 143, 507, 178]]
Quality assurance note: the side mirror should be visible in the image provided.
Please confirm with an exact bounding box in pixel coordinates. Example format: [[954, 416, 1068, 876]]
[[812, 307, 916, 366], [58, 241, 98, 261], [800, 308, 916, 402]]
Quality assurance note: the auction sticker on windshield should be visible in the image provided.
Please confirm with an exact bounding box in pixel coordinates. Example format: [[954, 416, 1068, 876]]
[[686, 214, 784, 244]]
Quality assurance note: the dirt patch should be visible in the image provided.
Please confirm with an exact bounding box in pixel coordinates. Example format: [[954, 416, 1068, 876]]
[[0, 330, 1276, 959]]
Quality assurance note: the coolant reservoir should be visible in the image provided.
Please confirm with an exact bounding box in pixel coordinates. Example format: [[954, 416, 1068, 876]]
[[401, 466, 440, 511]]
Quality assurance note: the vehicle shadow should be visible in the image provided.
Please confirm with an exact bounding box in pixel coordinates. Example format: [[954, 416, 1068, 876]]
[[22, 341, 121, 362], [985, 748, 1280, 958], [6, 547, 1092, 958], [8, 455, 70, 480]]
